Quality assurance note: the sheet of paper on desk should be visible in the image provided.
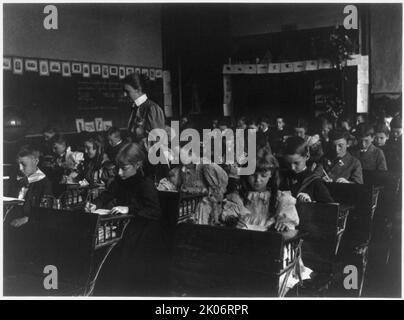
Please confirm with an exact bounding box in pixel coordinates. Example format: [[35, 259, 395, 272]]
[[245, 224, 267, 232], [94, 209, 111, 215], [2, 196, 24, 202]]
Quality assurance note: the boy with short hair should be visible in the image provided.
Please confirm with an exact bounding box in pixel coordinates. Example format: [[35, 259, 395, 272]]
[[322, 130, 363, 184], [9, 145, 53, 228], [352, 123, 387, 171], [294, 118, 310, 143]]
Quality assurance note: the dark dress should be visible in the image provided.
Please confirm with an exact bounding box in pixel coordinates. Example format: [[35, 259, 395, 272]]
[[280, 168, 334, 203], [93, 173, 167, 296], [128, 98, 165, 138]]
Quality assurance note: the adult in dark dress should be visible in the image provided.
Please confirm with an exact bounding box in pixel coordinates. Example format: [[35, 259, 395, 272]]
[[90, 143, 167, 296], [123, 72, 165, 141], [122, 72, 168, 182]]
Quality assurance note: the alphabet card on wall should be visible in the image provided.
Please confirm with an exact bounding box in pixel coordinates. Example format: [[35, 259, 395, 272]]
[[62, 62, 71, 77], [149, 69, 156, 80], [119, 67, 126, 79], [280, 62, 294, 73], [75, 118, 85, 133], [142, 68, 149, 77], [13, 58, 24, 75], [233, 64, 244, 74], [155, 69, 163, 78], [91, 64, 101, 75], [257, 64, 269, 74], [39, 60, 49, 76], [3, 57, 12, 70], [103, 120, 113, 130], [82, 64, 90, 77], [109, 66, 118, 77], [305, 60, 318, 71], [293, 61, 306, 72], [84, 121, 96, 132], [318, 59, 332, 70], [244, 64, 257, 74], [268, 63, 281, 73], [49, 61, 61, 73], [102, 65, 109, 79], [95, 117, 104, 131], [126, 67, 135, 75], [25, 59, 38, 72], [72, 63, 82, 74]]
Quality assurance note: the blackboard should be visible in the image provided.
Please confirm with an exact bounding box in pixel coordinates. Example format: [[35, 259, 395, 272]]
[[3, 70, 163, 135]]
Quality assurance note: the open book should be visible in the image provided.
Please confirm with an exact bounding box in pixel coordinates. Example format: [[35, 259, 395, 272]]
[[94, 209, 111, 215]]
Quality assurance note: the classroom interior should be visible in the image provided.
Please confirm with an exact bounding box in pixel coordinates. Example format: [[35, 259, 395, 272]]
[[2, 3, 402, 298]]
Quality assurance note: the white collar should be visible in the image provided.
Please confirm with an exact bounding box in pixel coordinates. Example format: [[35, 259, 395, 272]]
[[27, 168, 46, 184], [134, 94, 147, 107]]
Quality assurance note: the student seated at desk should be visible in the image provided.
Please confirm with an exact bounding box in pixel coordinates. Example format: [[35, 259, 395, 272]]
[[38, 125, 58, 161], [86, 142, 165, 296], [79, 134, 108, 186], [321, 129, 363, 184], [221, 151, 299, 232], [374, 123, 398, 172], [178, 146, 229, 225], [105, 126, 125, 164], [293, 118, 311, 143], [351, 123, 387, 171], [8, 145, 53, 228], [385, 117, 402, 173], [280, 136, 334, 203], [51, 134, 85, 184]]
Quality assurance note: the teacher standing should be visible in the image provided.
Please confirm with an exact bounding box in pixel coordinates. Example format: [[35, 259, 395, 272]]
[[123, 72, 165, 142]]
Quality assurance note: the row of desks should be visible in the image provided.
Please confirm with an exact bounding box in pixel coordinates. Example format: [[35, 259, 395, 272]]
[[3, 172, 401, 297]]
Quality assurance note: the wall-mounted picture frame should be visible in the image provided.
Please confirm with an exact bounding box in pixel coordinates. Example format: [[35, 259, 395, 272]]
[[25, 59, 38, 72], [109, 66, 118, 76], [72, 63, 82, 74], [62, 62, 71, 77], [135, 67, 141, 74], [83, 63, 90, 78], [102, 65, 109, 79], [119, 67, 126, 79], [126, 67, 135, 75], [3, 57, 12, 70], [13, 58, 24, 75], [49, 61, 61, 73], [39, 60, 50, 76], [91, 64, 101, 75]]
